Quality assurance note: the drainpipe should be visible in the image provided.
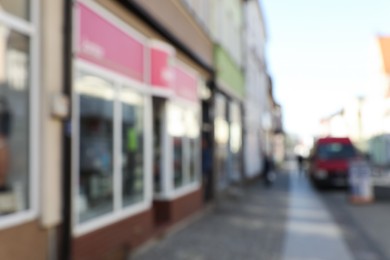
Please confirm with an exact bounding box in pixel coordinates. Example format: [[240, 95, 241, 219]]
[[206, 75, 217, 201], [60, 0, 73, 259]]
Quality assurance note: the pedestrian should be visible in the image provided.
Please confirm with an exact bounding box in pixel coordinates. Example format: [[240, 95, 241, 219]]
[[262, 153, 275, 187], [202, 137, 213, 200], [296, 154, 304, 175]]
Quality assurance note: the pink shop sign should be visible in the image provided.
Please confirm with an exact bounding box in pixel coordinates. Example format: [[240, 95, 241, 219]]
[[76, 2, 146, 83], [174, 65, 198, 103], [150, 43, 175, 91]]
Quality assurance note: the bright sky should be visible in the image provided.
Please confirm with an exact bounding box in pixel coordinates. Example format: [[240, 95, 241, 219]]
[[261, 0, 390, 138]]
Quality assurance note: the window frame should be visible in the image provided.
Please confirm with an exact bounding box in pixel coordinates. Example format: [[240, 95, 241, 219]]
[[0, 0, 40, 230], [72, 60, 153, 237], [154, 100, 201, 201]]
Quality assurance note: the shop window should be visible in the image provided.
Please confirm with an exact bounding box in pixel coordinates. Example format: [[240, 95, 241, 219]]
[[188, 138, 198, 182], [76, 73, 115, 223], [0, 28, 30, 216], [168, 104, 200, 191], [0, 0, 30, 20], [75, 70, 149, 229], [168, 105, 185, 188], [173, 136, 184, 188], [121, 89, 144, 207], [185, 110, 199, 183]]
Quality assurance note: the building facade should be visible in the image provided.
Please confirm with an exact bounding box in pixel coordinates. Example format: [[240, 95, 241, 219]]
[[209, 0, 245, 189], [0, 0, 277, 259], [243, 0, 269, 178]]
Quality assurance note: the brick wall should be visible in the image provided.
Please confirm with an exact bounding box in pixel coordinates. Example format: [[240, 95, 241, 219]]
[[73, 189, 203, 260], [73, 209, 154, 260], [154, 188, 203, 226]]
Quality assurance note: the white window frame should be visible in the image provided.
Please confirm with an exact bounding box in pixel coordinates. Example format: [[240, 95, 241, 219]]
[[0, 0, 40, 230], [154, 100, 201, 201], [72, 60, 153, 236]]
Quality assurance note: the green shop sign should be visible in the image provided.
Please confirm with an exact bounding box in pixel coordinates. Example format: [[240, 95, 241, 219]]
[[214, 45, 244, 99]]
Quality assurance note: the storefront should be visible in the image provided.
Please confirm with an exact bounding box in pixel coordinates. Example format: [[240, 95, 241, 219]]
[[214, 93, 243, 190], [213, 46, 245, 191], [71, 1, 203, 258], [72, 1, 154, 258], [150, 42, 202, 226]]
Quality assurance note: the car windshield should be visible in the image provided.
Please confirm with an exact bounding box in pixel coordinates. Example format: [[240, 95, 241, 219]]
[[317, 143, 356, 160]]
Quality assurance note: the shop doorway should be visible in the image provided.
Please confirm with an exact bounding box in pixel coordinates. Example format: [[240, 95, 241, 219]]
[[152, 97, 165, 197]]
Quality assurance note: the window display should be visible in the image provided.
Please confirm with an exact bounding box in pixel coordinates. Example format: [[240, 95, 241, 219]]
[[75, 70, 149, 226], [0, 29, 30, 216], [173, 137, 184, 188], [168, 104, 200, 190], [121, 89, 144, 207], [76, 73, 115, 223], [186, 110, 200, 183]]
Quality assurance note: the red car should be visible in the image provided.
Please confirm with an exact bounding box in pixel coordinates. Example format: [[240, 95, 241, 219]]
[[308, 137, 358, 187]]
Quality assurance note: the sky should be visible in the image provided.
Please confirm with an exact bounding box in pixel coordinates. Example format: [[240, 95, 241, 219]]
[[260, 0, 390, 138]]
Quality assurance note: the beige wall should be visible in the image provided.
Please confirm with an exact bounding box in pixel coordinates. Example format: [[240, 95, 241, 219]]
[[40, 0, 64, 229], [0, 221, 48, 260]]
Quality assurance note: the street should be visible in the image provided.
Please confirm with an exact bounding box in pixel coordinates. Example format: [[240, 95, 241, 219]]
[[132, 161, 390, 260]]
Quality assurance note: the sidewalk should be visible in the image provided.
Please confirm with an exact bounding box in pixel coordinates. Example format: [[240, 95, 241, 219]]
[[132, 165, 355, 260], [282, 171, 353, 260], [133, 174, 290, 260]]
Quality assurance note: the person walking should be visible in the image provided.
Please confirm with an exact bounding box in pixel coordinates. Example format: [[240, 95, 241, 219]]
[[296, 154, 304, 175], [262, 153, 275, 187]]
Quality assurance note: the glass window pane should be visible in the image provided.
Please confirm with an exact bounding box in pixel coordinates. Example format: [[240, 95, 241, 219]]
[[121, 89, 144, 207], [168, 104, 185, 189], [0, 0, 30, 20], [0, 28, 30, 215], [76, 73, 114, 223], [185, 110, 199, 183], [188, 138, 197, 182], [173, 137, 184, 188]]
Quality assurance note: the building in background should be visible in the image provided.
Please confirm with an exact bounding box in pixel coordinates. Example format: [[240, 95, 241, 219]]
[[271, 102, 285, 165], [209, 0, 245, 189], [243, 0, 269, 178], [318, 36, 390, 153]]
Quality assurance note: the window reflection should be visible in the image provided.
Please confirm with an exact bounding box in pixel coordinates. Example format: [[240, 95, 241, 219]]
[[77, 73, 114, 223], [186, 110, 199, 183], [168, 104, 200, 189], [214, 94, 229, 189], [121, 89, 144, 207], [0, 28, 29, 215], [173, 137, 184, 188], [188, 138, 197, 182]]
